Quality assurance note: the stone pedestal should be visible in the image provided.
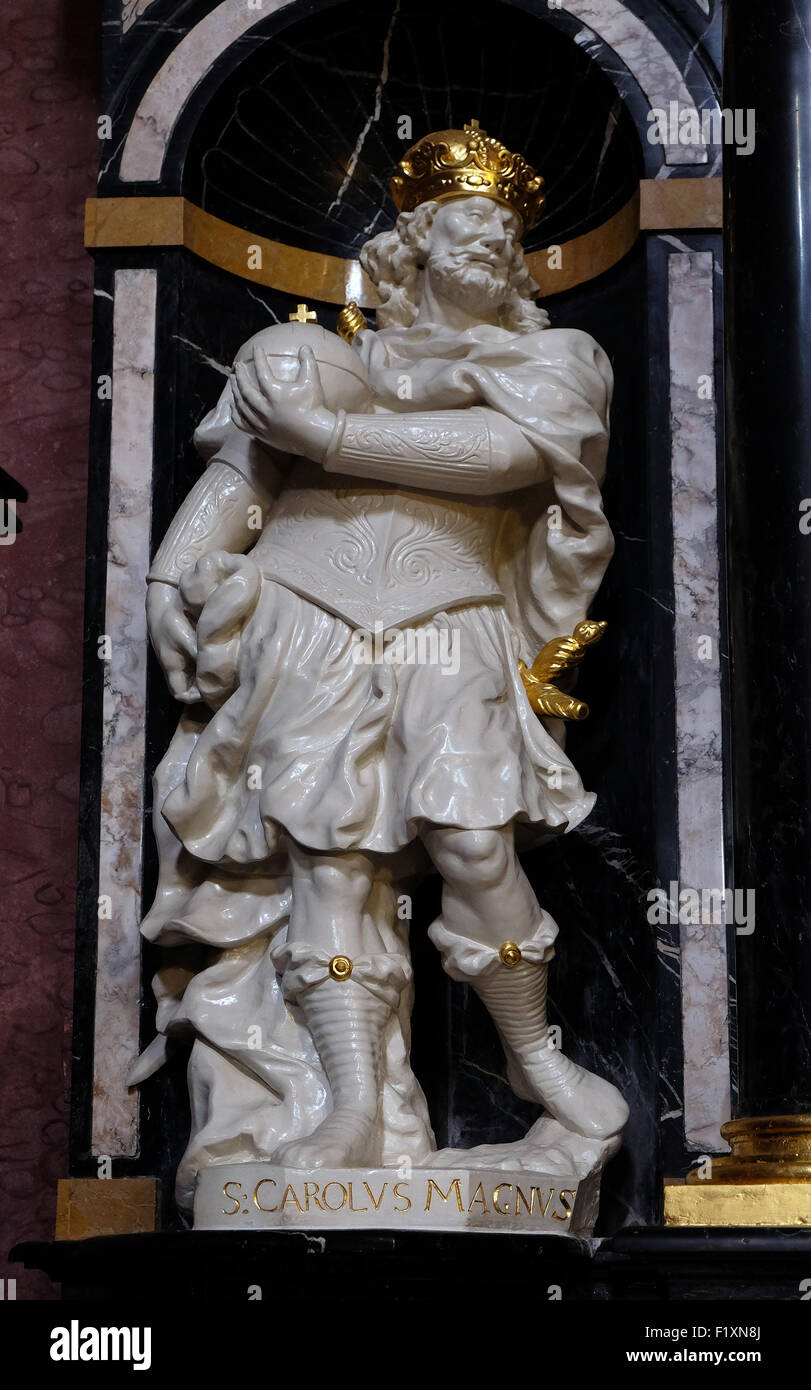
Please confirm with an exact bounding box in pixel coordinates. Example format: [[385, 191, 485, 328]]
[[194, 1164, 596, 1237]]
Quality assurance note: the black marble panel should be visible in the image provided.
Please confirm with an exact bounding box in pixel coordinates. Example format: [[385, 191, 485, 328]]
[[440, 243, 666, 1232], [182, 0, 642, 256], [724, 0, 811, 1116], [100, 0, 723, 205], [664, 0, 722, 71]]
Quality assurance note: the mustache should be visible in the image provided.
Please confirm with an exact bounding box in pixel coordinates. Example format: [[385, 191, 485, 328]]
[[433, 249, 508, 275]]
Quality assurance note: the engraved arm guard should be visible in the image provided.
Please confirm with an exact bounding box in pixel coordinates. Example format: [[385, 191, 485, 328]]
[[148, 458, 269, 587], [322, 407, 542, 495], [148, 394, 285, 586]]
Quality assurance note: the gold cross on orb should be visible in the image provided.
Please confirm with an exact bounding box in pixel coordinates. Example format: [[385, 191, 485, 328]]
[[289, 303, 317, 323], [468, 118, 480, 130]]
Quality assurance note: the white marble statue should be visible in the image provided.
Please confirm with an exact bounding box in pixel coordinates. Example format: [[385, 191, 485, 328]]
[[133, 123, 628, 1220]]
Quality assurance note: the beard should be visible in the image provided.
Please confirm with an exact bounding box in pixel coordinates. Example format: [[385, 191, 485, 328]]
[[426, 249, 509, 318]]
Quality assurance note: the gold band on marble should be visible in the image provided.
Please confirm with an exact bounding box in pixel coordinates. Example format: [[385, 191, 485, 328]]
[[84, 181, 721, 306]]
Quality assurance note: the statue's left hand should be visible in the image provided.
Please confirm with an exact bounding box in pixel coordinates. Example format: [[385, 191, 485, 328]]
[[231, 344, 336, 461], [146, 581, 200, 703]]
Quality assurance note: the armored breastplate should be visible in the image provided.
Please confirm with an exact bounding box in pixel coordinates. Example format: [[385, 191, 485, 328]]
[[252, 460, 503, 630]]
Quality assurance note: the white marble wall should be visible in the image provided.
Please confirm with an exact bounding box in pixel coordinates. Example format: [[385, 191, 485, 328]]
[[668, 251, 730, 1152], [92, 268, 157, 1157]]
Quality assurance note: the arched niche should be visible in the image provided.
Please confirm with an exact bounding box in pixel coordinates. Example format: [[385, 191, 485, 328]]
[[77, 0, 726, 1234]]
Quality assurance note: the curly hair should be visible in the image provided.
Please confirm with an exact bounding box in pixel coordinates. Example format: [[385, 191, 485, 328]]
[[359, 200, 550, 333]]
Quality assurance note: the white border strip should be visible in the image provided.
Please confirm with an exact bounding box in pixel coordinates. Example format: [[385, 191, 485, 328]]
[[120, 0, 295, 180], [92, 267, 157, 1156], [668, 250, 730, 1150], [564, 0, 706, 164]]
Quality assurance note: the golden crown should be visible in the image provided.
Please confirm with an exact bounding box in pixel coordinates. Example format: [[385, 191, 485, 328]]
[[390, 120, 545, 234]]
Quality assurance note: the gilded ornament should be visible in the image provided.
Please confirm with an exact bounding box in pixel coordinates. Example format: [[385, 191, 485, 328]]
[[519, 620, 607, 721], [390, 119, 545, 233]]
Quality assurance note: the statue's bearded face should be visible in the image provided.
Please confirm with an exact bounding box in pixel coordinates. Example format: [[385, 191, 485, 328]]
[[421, 197, 520, 317]]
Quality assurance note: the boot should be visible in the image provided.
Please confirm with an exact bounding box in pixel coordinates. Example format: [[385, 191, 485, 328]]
[[429, 917, 628, 1141], [271, 940, 410, 1168]]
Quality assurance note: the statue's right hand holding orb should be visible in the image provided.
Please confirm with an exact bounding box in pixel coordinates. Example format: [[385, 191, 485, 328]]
[[231, 344, 336, 461], [146, 580, 201, 703]]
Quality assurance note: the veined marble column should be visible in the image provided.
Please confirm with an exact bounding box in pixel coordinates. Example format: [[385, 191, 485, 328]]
[[724, 0, 811, 1120], [92, 268, 157, 1157]]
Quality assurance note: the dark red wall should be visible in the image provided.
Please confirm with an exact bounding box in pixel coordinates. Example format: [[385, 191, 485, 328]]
[[0, 0, 98, 1299]]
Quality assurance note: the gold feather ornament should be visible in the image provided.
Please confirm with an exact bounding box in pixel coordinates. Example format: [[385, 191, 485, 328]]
[[518, 620, 607, 722]]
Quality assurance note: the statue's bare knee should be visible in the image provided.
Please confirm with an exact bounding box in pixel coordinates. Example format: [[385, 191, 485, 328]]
[[423, 824, 537, 945], [423, 825, 510, 889], [287, 840, 378, 952]]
